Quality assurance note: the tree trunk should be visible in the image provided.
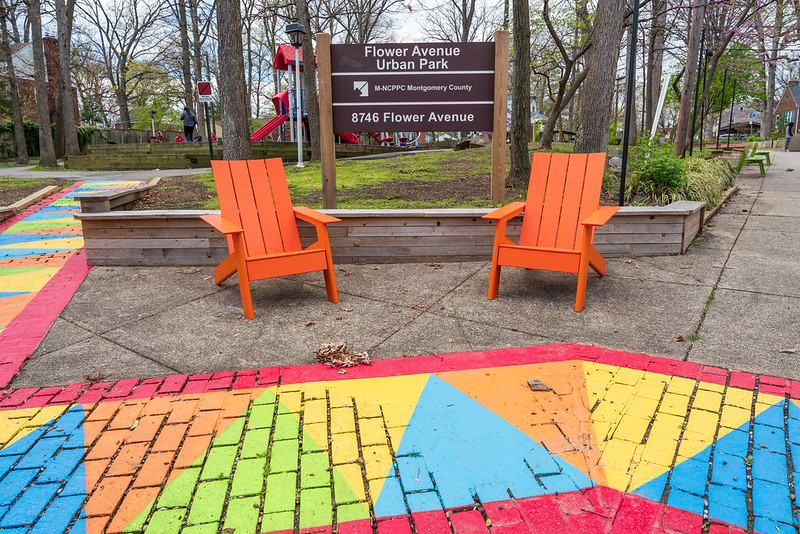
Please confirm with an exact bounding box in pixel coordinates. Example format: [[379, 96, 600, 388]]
[[0, 2, 28, 164], [177, 0, 193, 110], [55, 0, 79, 155], [539, 69, 586, 150], [624, 25, 638, 145], [508, 0, 531, 188], [297, 0, 320, 161], [27, 0, 56, 166], [645, 0, 666, 132], [217, 0, 252, 160], [673, 1, 704, 157], [762, 0, 782, 138], [573, 0, 625, 153]]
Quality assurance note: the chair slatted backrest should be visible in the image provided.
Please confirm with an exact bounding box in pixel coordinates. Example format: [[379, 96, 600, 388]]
[[211, 159, 302, 257], [519, 152, 606, 250]]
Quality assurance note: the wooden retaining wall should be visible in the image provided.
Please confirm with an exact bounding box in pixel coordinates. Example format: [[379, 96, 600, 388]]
[[75, 202, 706, 266]]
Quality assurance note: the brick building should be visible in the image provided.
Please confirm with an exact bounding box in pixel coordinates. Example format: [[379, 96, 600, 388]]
[[0, 36, 78, 125], [774, 80, 800, 135]]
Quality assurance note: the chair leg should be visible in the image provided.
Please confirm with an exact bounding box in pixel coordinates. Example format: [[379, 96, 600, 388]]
[[322, 249, 339, 303], [214, 253, 238, 285], [229, 236, 254, 319], [758, 161, 765, 176], [575, 251, 590, 312], [488, 257, 501, 299], [587, 245, 606, 276]]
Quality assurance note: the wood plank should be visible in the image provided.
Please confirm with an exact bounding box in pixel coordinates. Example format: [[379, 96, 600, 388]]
[[317, 32, 337, 209], [491, 30, 509, 204]]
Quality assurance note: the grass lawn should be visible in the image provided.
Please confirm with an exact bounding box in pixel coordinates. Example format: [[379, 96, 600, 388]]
[[0, 177, 74, 206]]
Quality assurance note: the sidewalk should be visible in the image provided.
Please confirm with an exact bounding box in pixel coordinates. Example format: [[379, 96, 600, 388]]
[[0, 152, 796, 533]]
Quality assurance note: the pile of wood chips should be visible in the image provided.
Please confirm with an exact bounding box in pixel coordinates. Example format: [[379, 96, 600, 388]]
[[314, 342, 372, 368]]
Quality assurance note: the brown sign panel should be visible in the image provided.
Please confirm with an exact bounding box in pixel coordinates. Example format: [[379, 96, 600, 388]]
[[333, 103, 493, 133], [330, 42, 495, 132]]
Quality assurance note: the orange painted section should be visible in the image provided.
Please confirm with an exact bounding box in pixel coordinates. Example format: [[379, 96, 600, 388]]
[[0, 250, 74, 268], [204, 158, 340, 318], [0, 293, 36, 328], [483, 153, 619, 311], [437, 360, 608, 486]]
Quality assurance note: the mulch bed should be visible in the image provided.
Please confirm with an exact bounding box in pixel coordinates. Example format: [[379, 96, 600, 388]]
[[0, 180, 68, 207]]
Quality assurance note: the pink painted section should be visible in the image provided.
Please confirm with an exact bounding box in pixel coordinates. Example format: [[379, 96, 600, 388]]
[[0, 251, 90, 387]]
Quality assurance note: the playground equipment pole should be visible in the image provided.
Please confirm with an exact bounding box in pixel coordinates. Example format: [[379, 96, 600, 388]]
[[286, 19, 306, 168]]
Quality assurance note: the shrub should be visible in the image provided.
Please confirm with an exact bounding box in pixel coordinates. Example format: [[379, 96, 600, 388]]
[[626, 139, 687, 204], [681, 157, 736, 208]]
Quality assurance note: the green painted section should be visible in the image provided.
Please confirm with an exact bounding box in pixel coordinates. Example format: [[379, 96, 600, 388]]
[[157, 467, 201, 507], [301, 451, 330, 489], [240, 428, 270, 459], [0, 267, 48, 276], [273, 413, 299, 441], [247, 403, 275, 429], [269, 439, 299, 473], [181, 522, 218, 534], [333, 466, 366, 505], [230, 457, 266, 497], [299, 486, 333, 529], [187, 480, 228, 524], [120, 500, 153, 533], [337, 502, 371, 524], [5, 220, 80, 232], [261, 511, 294, 533], [146, 508, 186, 534], [213, 418, 244, 446], [222, 496, 261, 533], [200, 445, 237, 480], [263, 472, 297, 513]]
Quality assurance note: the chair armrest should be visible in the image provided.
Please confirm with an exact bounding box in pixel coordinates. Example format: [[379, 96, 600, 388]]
[[581, 206, 619, 227], [482, 202, 525, 221], [199, 214, 244, 234], [294, 206, 341, 225]]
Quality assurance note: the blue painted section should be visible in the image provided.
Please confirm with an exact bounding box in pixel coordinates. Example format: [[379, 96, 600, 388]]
[[0, 234, 72, 246], [708, 483, 748, 528], [0, 292, 30, 299], [30, 495, 86, 534], [754, 517, 795, 533], [405, 492, 441, 513], [666, 488, 705, 516], [10, 212, 75, 222], [0, 482, 60, 527], [396, 456, 433, 492], [374, 477, 407, 517], [378, 375, 593, 514], [714, 429, 750, 457], [0, 249, 70, 259], [0, 410, 87, 531], [754, 417, 787, 451], [633, 471, 666, 503], [711, 452, 747, 490], [753, 479, 793, 524]]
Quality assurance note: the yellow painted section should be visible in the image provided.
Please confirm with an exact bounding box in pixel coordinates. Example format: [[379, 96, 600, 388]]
[[0, 268, 60, 293], [0, 405, 69, 449], [298, 373, 430, 504], [0, 237, 83, 250]]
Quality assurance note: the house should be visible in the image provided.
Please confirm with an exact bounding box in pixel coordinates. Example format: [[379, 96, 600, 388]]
[[0, 36, 78, 125], [774, 79, 800, 135], [716, 103, 761, 138]]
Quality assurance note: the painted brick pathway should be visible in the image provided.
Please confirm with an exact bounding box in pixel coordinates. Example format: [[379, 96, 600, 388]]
[[0, 181, 143, 386], [0, 344, 796, 533]]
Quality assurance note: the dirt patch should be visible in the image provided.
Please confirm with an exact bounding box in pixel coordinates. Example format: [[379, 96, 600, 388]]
[[0, 179, 69, 207], [131, 175, 214, 210]]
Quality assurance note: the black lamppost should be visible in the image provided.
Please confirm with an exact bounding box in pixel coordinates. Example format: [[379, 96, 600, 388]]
[[286, 19, 307, 168], [618, 0, 641, 206], [149, 110, 156, 136]]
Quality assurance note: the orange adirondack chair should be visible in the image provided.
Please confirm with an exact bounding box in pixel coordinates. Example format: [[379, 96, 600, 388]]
[[483, 152, 619, 312], [200, 159, 340, 319]]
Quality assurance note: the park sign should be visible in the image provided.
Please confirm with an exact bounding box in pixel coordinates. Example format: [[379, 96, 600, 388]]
[[197, 81, 213, 103], [330, 42, 495, 132]]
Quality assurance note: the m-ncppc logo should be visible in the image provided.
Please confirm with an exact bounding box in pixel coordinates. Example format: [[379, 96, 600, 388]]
[[353, 81, 369, 97]]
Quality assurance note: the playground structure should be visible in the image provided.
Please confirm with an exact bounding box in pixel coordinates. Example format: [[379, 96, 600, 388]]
[[250, 44, 420, 147]]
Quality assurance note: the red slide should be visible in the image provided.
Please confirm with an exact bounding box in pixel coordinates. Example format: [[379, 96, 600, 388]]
[[251, 91, 291, 142]]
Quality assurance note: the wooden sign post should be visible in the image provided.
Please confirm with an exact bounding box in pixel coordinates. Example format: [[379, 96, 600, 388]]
[[491, 31, 509, 205], [316, 33, 336, 209]]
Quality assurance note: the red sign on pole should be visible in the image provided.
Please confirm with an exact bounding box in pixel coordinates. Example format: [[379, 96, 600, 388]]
[[198, 81, 213, 102]]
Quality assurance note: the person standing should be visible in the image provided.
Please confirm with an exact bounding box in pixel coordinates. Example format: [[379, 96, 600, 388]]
[[181, 106, 198, 142], [785, 122, 794, 152]]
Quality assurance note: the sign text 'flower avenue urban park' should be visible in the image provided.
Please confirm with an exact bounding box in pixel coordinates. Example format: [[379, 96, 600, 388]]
[[330, 42, 496, 132]]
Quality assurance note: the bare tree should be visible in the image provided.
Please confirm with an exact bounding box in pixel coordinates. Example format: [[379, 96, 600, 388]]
[[168, 0, 194, 110], [296, 0, 321, 160], [190, 0, 215, 135], [217, 0, 251, 159], [573, 0, 625, 153], [645, 0, 666, 131], [0, 0, 27, 163], [55, 0, 80, 156], [422, 0, 500, 42], [26, 0, 55, 165], [76, 0, 168, 130], [673, 1, 704, 156], [508, 0, 531, 188], [332, 0, 404, 43]]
